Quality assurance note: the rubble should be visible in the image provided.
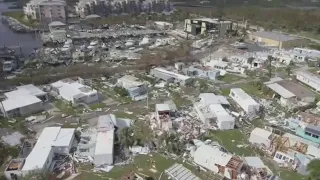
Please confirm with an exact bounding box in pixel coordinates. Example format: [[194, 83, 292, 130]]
[[1, 131, 24, 146]]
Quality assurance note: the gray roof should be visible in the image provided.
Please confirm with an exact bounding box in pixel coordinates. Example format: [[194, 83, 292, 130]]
[[277, 80, 315, 99], [252, 31, 300, 42], [266, 83, 295, 99], [305, 124, 320, 136], [244, 156, 265, 168], [165, 163, 201, 180]]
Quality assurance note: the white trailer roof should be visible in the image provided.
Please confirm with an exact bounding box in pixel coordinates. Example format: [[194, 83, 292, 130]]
[[94, 130, 114, 156], [2, 94, 42, 111], [230, 88, 258, 106], [22, 127, 75, 171]]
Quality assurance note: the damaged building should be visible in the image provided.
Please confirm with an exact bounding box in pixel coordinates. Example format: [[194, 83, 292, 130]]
[[76, 114, 131, 166], [150, 67, 192, 86], [184, 18, 232, 37], [155, 104, 175, 131], [194, 93, 235, 130], [193, 144, 243, 180], [249, 128, 320, 175], [264, 78, 316, 107], [4, 127, 75, 179], [229, 88, 261, 118], [117, 75, 148, 101]]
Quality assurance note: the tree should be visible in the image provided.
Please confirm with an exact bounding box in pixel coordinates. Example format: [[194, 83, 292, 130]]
[[285, 66, 291, 76], [307, 159, 320, 180], [222, 57, 228, 62], [247, 57, 254, 65], [119, 127, 134, 149]]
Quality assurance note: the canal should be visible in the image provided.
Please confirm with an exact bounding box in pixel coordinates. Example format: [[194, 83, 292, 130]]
[[0, 2, 41, 55]]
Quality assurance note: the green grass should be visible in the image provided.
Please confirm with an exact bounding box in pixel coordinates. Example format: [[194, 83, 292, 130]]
[[220, 88, 230, 96], [53, 100, 81, 115], [239, 83, 266, 98], [93, 83, 132, 103], [1, 11, 39, 28], [76, 153, 217, 180], [76, 154, 175, 179], [170, 91, 192, 108], [208, 129, 257, 156], [89, 103, 105, 110], [219, 74, 244, 83]]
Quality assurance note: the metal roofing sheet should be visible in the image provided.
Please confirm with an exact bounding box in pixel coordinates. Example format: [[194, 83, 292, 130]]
[[165, 163, 201, 180], [266, 83, 295, 99]]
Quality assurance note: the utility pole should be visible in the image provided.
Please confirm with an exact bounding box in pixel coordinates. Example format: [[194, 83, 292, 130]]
[[146, 87, 149, 109]]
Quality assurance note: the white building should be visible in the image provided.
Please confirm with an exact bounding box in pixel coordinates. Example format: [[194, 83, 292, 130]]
[[194, 93, 234, 130], [150, 68, 192, 86], [23, 0, 66, 22], [229, 88, 260, 117], [51, 79, 99, 104], [210, 104, 235, 130], [117, 75, 147, 101], [0, 84, 47, 117], [193, 144, 243, 179], [249, 128, 274, 148], [94, 115, 116, 166], [4, 127, 75, 179], [296, 71, 320, 92]]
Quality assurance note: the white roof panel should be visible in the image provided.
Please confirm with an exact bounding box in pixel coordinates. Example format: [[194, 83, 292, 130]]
[[156, 104, 171, 112], [230, 88, 258, 105], [17, 84, 46, 96], [251, 128, 272, 138], [53, 128, 75, 147], [22, 127, 61, 171], [94, 130, 114, 155], [199, 93, 229, 105], [22, 127, 75, 171], [244, 157, 265, 168], [2, 95, 42, 111], [194, 144, 232, 169], [153, 68, 190, 81], [266, 83, 295, 99]]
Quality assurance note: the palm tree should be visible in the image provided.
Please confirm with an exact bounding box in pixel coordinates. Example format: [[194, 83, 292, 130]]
[[119, 127, 134, 149], [285, 66, 291, 76], [307, 159, 320, 180], [267, 55, 273, 79]]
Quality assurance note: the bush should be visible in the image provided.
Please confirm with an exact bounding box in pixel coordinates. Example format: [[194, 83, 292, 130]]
[[114, 86, 129, 97]]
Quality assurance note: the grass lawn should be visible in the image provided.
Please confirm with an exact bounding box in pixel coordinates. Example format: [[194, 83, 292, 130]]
[[220, 88, 230, 96], [239, 83, 266, 98], [208, 129, 256, 156], [76, 153, 217, 180], [170, 91, 192, 108], [219, 73, 244, 83], [89, 103, 105, 110], [94, 83, 132, 104], [75, 154, 175, 179], [53, 100, 82, 115], [2, 11, 39, 28]]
